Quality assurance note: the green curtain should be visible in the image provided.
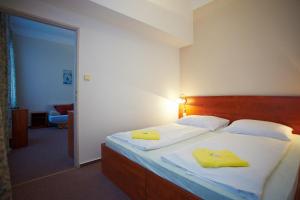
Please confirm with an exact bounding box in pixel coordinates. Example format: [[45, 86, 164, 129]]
[[0, 13, 9, 151], [0, 12, 12, 200], [0, 108, 12, 200]]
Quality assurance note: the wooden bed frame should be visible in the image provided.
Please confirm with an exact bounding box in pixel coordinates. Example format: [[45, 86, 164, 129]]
[[101, 96, 300, 200]]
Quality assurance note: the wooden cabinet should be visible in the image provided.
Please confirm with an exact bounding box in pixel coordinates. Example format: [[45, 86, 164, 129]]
[[31, 112, 48, 128], [11, 109, 28, 148]]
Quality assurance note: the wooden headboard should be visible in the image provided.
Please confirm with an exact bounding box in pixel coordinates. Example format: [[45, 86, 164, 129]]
[[179, 96, 300, 134]]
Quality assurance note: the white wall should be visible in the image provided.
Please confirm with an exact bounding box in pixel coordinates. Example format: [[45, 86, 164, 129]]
[[14, 34, 75, 113], [181, 0, 300, 96], [89, 0, 193, 46], [0, 0, 180, 164]]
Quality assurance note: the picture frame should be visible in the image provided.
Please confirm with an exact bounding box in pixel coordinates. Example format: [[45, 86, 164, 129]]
[[63, 69, 72, 85]]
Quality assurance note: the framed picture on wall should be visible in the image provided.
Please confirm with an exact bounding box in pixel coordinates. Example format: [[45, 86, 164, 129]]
[[63, 70, 72, 85]]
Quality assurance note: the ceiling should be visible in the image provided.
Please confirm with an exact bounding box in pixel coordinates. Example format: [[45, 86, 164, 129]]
[[9, 16, 76, 46], [192, 0, 214, 9]]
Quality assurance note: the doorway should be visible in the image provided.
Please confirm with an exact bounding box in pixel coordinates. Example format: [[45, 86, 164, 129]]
[[2, 11, 79, 186]]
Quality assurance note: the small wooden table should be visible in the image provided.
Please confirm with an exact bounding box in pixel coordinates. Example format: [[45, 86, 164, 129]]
[[31, 112, 48, 128]]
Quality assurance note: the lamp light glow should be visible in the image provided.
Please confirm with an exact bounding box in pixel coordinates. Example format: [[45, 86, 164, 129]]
[[176, 95, 187, 105], [176, 98, 185, 104]]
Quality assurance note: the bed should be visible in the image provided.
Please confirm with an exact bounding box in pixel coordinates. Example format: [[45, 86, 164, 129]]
[[101, 96, 300, 200], [48, 104, 73, 128], [48, 114, 68, 124]]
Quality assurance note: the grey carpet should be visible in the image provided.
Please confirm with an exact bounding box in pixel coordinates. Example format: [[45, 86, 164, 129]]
[[8, 127, 74, 185], [12, 162, 129, 200]]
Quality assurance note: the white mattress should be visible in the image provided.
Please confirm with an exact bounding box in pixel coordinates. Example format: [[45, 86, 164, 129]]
[[105, 132, 300, 200]]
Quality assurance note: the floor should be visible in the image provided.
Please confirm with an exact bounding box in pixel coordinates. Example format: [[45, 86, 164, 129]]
[[8, 127, 74, 185], [12, 162, 129, 200], [8, 127, 129, 200]]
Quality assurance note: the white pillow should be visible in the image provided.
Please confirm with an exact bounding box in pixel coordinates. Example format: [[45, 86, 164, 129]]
[[176, 115, 230, 131], [222, 119, 293, 141]]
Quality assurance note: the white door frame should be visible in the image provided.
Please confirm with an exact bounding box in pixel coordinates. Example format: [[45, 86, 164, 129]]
[[0, 6, 80, 167]]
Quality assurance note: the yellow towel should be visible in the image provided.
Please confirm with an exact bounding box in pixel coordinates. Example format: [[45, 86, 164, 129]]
[[131, 130, 160, 140], [192, 148, 249, 168]]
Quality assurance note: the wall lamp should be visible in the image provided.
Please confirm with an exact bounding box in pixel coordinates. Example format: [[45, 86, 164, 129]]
[[176, 95, 187, 117]]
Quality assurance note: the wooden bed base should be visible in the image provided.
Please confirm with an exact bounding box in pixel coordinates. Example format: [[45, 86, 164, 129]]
[[101, 143, 201, 200], [101, 96, 300, 200], [102, 143, 300, 200]]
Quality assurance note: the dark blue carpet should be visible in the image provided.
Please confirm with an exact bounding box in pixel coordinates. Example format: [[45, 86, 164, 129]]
[[8, 127, 73, 185]]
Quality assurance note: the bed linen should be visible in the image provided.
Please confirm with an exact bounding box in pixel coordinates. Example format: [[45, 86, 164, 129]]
[[109, 123, 209, 150], [105, 132, 300, 200], [48, 114, 68, 124], [161, 133, 290, 200]]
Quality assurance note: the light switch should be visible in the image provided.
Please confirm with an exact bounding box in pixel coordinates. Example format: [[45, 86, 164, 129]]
[[84, 74, 92, 81]]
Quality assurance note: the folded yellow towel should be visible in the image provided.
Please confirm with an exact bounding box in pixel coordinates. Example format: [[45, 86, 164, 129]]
[[131, 130, 160, 140], [192, 148, 249, 168]]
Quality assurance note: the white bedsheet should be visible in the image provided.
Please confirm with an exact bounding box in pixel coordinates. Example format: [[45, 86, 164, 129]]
[[161, 133, 291, 200], [109, 123, 209, 151]]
